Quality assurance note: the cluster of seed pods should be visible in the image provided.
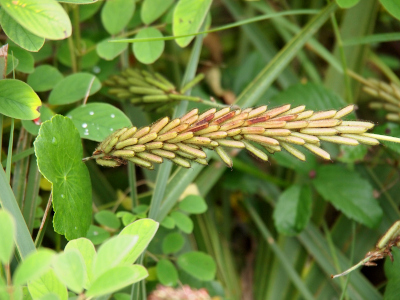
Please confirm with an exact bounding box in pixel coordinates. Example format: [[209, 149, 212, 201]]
[[93, 104, 399, 169]]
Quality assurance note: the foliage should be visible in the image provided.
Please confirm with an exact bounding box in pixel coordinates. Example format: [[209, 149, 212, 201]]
[[0, 0, 400, 299]]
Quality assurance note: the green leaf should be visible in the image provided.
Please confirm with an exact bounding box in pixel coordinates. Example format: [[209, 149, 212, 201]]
[[380, 0, 400, 21], [337, 145, 367, 163], [34, 115, 92, 240], [336, 0, 360, 9], [66, 103, 132, 142], [117, 212, 138, 226], [57, 39, 99, 69], [93, 235, 139, 279], [269, 82, 347, 111], [170, 211, 193, 234], [0, 79, 41, 120], [52, 250, 86, 294], [94, 210, 121, 230], [172, 0, 212, 47], [0, 9, 44, 52], [6, 53, 19, 75], [21, 106, 55, 136], [101, 0, 135, 35], [8, 45, 34, 73], [27, 269, 68, 300], [162, 232, 184, 254], [119, 218, 159, 264], [13, 249, 55, 286], [85, 265, 147, 298], [273, 184, 312, 236], [57, 0, 98, 3], [0, 0, 71, 40], [141, 0, 174, 25], [64, 238, 96, 289], [177, 251, 216, 281], [48, 73, 101, 105], [132, 27, 164, 64], [179, 195, 208, 214], [79, 1, 102, 21], [0, 209, 15, 264], [313, 165, 383, 228], [27, 65, 64, 92], [156, 259, 178, 286], [374, 123, 400, 155], [96, 38, 128, 61], [85, 225, 110, 245], [160, 216, 175, 229], [384, 248, 400, 299], [132, 204, 149, 214]]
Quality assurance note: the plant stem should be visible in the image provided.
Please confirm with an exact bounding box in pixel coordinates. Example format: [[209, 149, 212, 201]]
[[72, 4, 81, 71], [35, 193, 53, 247], [6, 118, 14, 183]]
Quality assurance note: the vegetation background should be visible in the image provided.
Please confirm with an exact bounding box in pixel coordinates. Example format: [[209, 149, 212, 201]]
[[1, 0, 400, 299]]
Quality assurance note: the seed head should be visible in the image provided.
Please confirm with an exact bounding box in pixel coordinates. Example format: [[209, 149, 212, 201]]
[[91, 104, 400, 169]]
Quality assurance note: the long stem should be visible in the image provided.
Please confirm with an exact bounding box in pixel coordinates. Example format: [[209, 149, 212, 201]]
[[35, 193, 53, 247], [330, 13, 353, 103], [6, 118, 14, 183], [72, 4, 81, 71]]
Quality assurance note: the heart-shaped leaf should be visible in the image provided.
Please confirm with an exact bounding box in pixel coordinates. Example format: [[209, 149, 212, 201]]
[[66, 103, 132, 142], [0, 0, 72, 40], [34, 115, 92, 240], [0, 79, 41, 120]]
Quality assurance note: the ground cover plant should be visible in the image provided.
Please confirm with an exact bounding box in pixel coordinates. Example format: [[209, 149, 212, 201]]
[[1, 0, 400, 299]]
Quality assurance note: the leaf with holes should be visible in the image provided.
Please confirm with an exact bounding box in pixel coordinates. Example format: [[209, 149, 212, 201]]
[[34, 115, 92, 240], [66, 103, 132, 142], [0, 0, 72, 40]]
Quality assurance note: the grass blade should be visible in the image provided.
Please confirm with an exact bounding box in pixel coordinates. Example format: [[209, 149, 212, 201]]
[[0, 166, 36, 259], [234, 2, 337, 107]]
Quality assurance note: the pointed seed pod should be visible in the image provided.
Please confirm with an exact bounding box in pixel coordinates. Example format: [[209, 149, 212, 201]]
[[303, 143, 331, 160], [242, 140, 268, 161], [215, 147, 233, 168], [281, 142, 306, 161]]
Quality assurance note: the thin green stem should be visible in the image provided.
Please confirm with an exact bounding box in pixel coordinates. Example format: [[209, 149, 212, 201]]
[[128, 163, 138, 209], [322, 221, 346, 292], [330, 13, 353, 103], [149, 23, 207, 222], [339, 221, 356, 300], [67, 35, 77, 73], [72, 4, 82, 71], [113, 9, 320, 43], [5, 118, 14, 183]]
